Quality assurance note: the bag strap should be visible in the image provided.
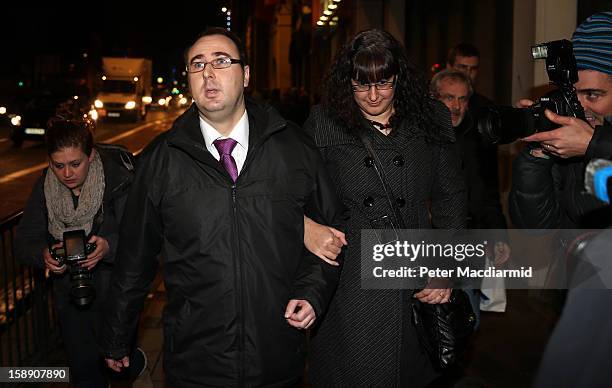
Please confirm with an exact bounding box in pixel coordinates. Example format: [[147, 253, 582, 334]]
[[356, 129, 406, 229]]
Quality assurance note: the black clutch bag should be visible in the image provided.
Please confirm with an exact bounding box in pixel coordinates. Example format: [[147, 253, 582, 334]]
[[411, 289, 476, 370]]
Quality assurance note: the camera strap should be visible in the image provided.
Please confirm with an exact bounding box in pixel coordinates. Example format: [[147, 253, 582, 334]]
[[357, 129, 407, 230]]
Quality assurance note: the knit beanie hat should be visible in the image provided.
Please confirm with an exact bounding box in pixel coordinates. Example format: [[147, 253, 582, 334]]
[[572, 11, 612, 75], [572, 12, 612, 74]]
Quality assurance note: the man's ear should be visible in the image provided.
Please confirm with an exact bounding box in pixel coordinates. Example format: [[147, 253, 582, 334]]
[[243, 65, 250, 88]]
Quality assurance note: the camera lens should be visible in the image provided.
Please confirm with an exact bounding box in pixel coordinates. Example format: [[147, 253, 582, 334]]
[[70, 281, 96, 306], [69, 267, 95, 306], [476, 106, 535, 145]]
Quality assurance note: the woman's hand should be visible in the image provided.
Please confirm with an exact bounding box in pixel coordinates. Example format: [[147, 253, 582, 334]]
[[44, 242, 66, 274], [413, 288, 451, 304], [304, 216, 347, 266], [80, 235, 110, 270]]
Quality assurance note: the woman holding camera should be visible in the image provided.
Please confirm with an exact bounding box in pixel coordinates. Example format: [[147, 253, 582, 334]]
[[303, 29, 466, 387], [15, 119, 135, 388]]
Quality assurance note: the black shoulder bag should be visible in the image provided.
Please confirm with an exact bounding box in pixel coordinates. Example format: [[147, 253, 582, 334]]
[[357, 129, 476, 371]]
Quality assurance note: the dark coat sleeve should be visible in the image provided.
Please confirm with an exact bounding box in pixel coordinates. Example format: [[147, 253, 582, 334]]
[[429, 105, 467, 230], [96, 172, 131, 265], [476, 144, 508, 230], [508, 146, 562, 229], [289, 128, 344, 319], [585, 122, 612, 161], [14, 175, 49, 269], [99, 145, 163, 359]]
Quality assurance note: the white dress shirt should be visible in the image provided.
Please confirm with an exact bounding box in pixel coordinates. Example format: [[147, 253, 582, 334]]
[[200, 111, 249, 174]]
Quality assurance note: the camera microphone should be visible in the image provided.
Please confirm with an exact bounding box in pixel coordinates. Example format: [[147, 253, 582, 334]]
[[585, 159, 612, 203]]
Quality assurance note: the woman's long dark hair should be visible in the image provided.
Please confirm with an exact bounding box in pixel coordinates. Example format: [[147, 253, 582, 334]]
[[322, 29, 434, 133]]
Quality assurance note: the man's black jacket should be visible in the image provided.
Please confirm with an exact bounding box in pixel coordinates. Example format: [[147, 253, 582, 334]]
[[510, 121, 612, 229], [99, 99, 343, 387]]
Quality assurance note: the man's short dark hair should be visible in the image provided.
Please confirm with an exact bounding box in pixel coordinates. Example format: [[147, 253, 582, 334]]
[[45, 119, 94, 157], [447, 43, 480, 65], [184, 27, 248, 68]]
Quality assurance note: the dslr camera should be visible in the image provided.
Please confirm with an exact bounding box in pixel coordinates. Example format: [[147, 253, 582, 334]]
[[477, 39, 587, 145], [51, 229, 97, 306]]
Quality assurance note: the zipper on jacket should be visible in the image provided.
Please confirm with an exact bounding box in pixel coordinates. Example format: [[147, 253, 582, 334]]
[[230, 182, 246, 385]]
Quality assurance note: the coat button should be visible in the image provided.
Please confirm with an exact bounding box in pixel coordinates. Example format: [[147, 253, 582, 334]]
[[364, 157, 374, 167], [363, 196, 375, 207], [393, 155, 404, 167], [396, 197, 406, 207]]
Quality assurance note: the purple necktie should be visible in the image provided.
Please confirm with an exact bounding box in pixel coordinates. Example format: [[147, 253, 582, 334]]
[[213, 138, 239, 182]]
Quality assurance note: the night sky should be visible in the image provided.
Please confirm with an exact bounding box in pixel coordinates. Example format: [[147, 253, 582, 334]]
[[0, 4, 230, 88]]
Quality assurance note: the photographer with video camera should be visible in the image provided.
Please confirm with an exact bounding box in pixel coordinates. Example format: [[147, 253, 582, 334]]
[[14, 119, 145, 388], [509, 12, 612, 231]]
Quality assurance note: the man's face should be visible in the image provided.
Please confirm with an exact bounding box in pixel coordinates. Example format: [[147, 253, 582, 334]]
[[49, 146, 94, 192], [187, 34, 250, 122], [575, 69, 612, 127], [436, 78, 470, 127], [449, 55, 480, 84]]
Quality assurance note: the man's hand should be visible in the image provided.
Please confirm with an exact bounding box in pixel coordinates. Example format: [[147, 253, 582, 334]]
[[44, 243, 66, 274], [414, 288, 451, 304], [105, 356, 130, 372], [284, 299, 316, 329], [304, 216, 347, 266], [80, 235, 110, 270], [521, 110, 594, 158], [493, 242, 511, 266]]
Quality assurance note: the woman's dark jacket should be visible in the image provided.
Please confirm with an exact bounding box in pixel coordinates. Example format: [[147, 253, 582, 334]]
[[99, 100, 343, 388], [14, 146, 133, 306], [305, 104, 466, 388]]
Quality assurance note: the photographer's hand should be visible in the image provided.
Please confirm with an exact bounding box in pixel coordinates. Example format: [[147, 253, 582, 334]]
[[521, 110, 594, 158], [81, 235, 110, 270], [105, 356, 129, 372], [515, 98, 534, 108], [44, 243, 66, 274]]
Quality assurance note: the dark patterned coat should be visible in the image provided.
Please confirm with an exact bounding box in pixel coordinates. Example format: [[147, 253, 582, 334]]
[[305, 104, 466, 388]]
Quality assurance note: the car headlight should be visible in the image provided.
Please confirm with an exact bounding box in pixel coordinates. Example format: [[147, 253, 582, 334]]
[[158, 98, 166, 106], [94, 99, 104, 108], [0, 106, 6, 115], [125, 101, 136, 109], [142, 96, 152, 104], [88, 109, 98, 121], [179, 97, 188, 106], [10, 115, 21, 126]]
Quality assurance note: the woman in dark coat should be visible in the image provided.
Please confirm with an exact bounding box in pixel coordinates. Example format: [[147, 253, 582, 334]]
[[303, 29, 466, 387], [14, 119, 142, 387]]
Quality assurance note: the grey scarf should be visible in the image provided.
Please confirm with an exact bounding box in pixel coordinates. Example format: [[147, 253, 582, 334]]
[[45, 150, 105, 241]]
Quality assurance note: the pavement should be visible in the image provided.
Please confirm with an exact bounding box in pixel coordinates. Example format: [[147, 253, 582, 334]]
[[43, 282, 559, 388]]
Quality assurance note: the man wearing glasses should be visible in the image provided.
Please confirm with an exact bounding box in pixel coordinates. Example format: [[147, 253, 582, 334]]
[[100, 27, 343, 387]]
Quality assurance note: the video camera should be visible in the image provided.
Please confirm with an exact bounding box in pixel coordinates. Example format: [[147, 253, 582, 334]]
[[50, 229, 97, 306], [477, 39, 587, 145]]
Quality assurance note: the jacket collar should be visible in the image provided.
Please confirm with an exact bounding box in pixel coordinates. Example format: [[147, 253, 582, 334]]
[[166, 96, 288, 168], [98, 150, 132, 200]]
